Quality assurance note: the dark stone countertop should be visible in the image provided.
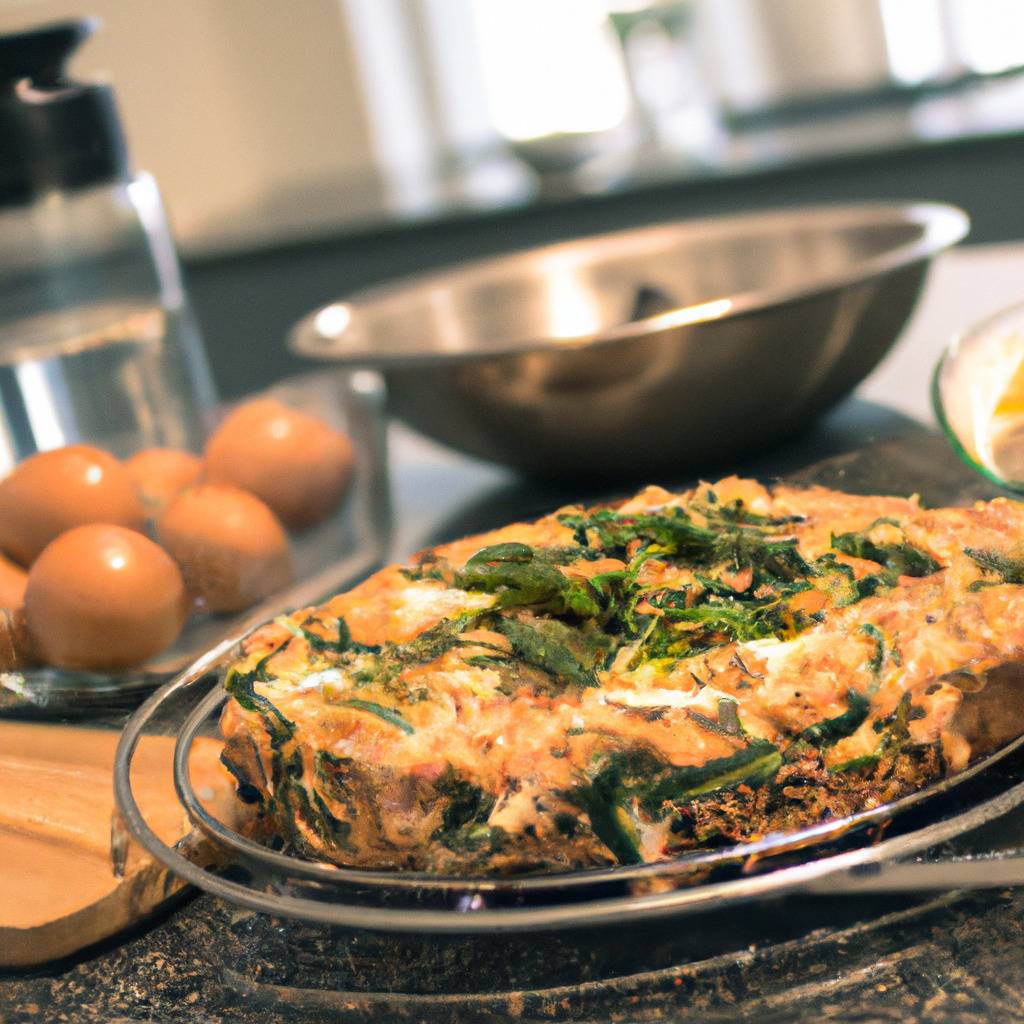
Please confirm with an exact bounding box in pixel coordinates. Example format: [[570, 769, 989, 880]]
[[5, 884, 1024, 1022]]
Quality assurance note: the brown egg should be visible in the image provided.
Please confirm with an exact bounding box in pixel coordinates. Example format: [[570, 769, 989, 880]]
[[204, 398, 354, 529], [158, 484, 292, 613], [0, 552, 27, 609], [24, 525, 190, 671], [125, 448, 203, 510], [0, 445, 145, 566]]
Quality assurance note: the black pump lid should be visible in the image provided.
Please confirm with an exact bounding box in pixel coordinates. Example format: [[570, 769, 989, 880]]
[[0, 19, 129, 206]]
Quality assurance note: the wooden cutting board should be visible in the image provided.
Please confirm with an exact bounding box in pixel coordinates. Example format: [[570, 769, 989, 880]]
[[0, 721, 235, 968]]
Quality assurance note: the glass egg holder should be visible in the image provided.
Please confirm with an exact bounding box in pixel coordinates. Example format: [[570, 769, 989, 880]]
[[0, 368, 392, 719]]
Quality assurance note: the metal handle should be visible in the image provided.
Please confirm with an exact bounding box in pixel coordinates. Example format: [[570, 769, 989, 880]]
[[804, 852, 1024, 895]]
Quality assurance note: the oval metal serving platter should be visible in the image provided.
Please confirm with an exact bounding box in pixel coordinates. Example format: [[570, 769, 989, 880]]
[[113, 431, 1024, 933]]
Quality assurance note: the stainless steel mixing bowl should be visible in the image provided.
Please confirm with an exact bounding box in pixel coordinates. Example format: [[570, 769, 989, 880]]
[[290, 202, 968, 478]]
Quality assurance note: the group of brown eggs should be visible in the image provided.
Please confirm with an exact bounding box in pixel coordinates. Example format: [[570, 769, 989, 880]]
[[0, 397, 353, 672]]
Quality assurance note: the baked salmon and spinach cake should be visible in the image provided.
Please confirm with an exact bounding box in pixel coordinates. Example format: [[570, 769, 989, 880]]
[[219, 477, 1024, 875]]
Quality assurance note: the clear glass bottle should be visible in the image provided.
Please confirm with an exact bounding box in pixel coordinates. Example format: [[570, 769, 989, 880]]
[[0, 19, 216, 475]]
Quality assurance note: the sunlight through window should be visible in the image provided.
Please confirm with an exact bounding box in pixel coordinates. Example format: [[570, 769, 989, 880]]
[[470, 0, 630, 141]]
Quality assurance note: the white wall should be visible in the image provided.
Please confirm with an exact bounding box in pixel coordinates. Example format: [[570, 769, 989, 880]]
[[0, 0, 387, 255]]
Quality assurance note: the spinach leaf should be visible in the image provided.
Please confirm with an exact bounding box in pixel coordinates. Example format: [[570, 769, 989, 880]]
[[559, 506, 811, 587], [374, 610, 485, 683], [574, 741, 783, 862], [860, 623, 885, 676], [313, 751, 358, 814], [689, 498, 806, 528], [558, 507, 717, 560], [336, 698, 415, 734], [399, 553, 450, 584], [715, 533, 811, 584], [965, 547, 1024, 584], [830, 521, 940, 579], [466, 542, 534, 565], [813, 553, 889, 606], [458, 542, 602, 619], [693, 573, 747, 598], [276, 613, 379, 655], [224, 655, 294, 746], [218, 751, 262, 804], [493, 617, 608, 690], [638, 586, 812, 660], [310, 615, 378, 654], [281, 767, 353, 851], [630, 742, 783, 814], [430, 767, 505, 854], [831, 693, 913, 773], [800, 689, 870, 746], [576, 770, 643, 864], [433, 767, 496, 832], [654, 596, 793, 642]]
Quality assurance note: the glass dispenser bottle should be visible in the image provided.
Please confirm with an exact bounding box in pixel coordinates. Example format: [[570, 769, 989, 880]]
[[0, 19, 217, 475]]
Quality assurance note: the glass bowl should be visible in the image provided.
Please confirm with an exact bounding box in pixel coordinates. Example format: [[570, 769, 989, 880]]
[[934, 300, 1024, 493], [0, 369, 391, 719]]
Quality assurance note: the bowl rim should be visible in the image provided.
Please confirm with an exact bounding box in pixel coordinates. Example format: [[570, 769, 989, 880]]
[[290, 200, 969, 368]]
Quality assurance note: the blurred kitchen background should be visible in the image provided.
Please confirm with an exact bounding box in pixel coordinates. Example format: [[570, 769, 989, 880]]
[[2, 0, 1023, 397]]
